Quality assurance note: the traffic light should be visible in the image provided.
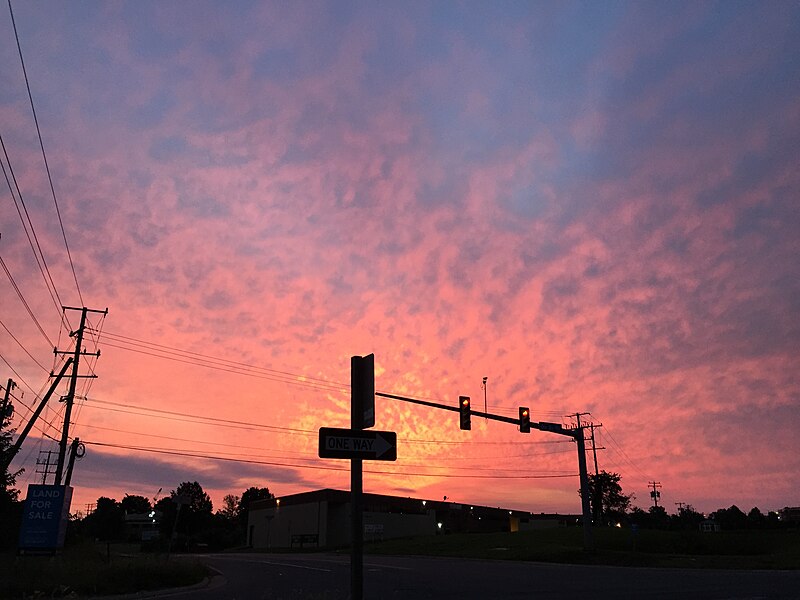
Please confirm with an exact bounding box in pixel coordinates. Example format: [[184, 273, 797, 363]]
[[459, 395, 471, 430], [351, 354, 375, 429], [519, 406, 530, 433]]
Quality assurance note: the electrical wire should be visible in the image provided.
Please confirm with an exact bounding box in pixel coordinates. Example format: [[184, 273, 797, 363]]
[[0, 138, 68, 327], [0, 254, 54, 347], [7, 0, 83, 305], [0, 317, 49, 372], [92, 333, 347, 394], [82, 440, 579, 480], [76, 421, 575, 465], [80, 397, 574, 447]]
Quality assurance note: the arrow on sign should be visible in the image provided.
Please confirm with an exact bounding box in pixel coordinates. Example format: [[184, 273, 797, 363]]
[[318, 427, 397, 461]]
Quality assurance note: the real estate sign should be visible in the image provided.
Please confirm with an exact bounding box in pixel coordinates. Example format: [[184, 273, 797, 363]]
[[18, 484, 73, 552]]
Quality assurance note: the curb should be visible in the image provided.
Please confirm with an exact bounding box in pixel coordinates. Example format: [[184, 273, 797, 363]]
[[86, 566, 225, 599]]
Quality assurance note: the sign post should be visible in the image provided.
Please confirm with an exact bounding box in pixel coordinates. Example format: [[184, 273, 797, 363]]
[[349, 354, 371, 600]]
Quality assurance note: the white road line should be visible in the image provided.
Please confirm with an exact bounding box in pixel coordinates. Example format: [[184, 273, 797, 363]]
[[209, 556, 332, 573]]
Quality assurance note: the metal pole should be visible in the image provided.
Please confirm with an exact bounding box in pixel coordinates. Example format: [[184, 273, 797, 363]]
[[351, 356, 364, 600]]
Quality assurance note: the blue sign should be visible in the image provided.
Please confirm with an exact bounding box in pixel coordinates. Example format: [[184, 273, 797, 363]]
[[18, 484, 73, 551]]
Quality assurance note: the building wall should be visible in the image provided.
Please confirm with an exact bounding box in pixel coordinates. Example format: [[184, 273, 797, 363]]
[[250, 501, 327, 549], [249, 500, 437, 549]]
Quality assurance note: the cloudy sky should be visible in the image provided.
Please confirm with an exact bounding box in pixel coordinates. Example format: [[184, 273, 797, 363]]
[[1, 1, 798, 517]]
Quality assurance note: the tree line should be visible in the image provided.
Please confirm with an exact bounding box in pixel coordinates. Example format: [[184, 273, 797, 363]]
[[587, 471, 790, 530], [77, 481, 273, 551]]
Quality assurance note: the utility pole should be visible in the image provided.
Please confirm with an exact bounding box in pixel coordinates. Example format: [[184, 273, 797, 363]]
[[572, 412, 594, 551], [36, 449, 57, 484], [588, 422, 604, 524], [64, 438, 85, 486], [1, 378, 16, 417], [0, 358, 73, 474], [649, 481, 662, 508], [54, 306, 105, 485]]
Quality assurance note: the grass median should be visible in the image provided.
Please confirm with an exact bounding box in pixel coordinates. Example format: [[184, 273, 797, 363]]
[[0, 542, 208, 599], [365, 527, 800, 569]]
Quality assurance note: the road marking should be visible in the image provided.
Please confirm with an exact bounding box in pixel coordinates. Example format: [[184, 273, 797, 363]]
[[207, 556, 332, 573]]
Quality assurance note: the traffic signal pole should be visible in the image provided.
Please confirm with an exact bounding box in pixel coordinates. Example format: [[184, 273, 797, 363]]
[[350, 354, 374, 600], [375, 390, 595, 552]]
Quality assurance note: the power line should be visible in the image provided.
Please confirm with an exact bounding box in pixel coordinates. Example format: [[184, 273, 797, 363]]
[[0, 254, 54, 347], [76, 421, 575, 465], [0, 136, 68, 327], [0, 317, 49, 372], [81, 440, 579, 480], [94, 330, 347, 389], [7, 0, 83, 305], [80, 396, 573, 447], [591, 418, 653, 482], [97, 339, 348, 394], [90, 331, 578, 430]]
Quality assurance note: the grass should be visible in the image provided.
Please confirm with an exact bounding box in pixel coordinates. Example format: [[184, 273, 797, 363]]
[[365, 527, 800, 570], [0, 541, 208, 599]]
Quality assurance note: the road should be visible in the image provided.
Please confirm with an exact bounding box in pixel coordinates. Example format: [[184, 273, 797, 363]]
[[156, 552, 800, 600]]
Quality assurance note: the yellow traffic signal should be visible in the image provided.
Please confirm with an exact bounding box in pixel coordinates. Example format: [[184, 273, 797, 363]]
[[459, 396, 471, 430]]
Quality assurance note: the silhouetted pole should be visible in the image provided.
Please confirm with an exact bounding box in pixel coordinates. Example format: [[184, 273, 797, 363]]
[[64, 438, 85, 486], [649, 481, 662, 507], [1, 378, 15, 417], [1, 358, 73, 474], [54, 306, 105, 485], [55, 307, 88, 485], [589, 423, 604, 525], [575, 429, 594, 552]]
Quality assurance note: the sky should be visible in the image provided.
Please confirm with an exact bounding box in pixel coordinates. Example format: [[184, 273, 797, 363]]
[[1, 1, 798, 518]]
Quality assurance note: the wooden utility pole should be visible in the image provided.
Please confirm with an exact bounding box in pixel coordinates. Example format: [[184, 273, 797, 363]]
[[1, 358, 73, 474], [588, 422, 604, 524], [649, 481, 662, 507], [1, 378, 16, 417], [54, 306, 105, 485]]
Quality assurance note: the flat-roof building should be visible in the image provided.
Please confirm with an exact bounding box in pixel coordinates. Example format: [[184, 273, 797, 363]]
[[247, 488, 576, 549]]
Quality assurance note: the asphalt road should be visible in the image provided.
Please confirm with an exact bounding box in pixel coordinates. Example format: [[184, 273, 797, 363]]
[[158, 552, 800, 600]]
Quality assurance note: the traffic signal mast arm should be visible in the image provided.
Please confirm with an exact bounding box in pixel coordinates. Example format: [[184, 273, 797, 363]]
[[375, 391, 575, 438]]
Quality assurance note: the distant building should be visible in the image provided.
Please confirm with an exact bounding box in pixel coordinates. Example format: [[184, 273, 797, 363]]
[[124, 510, 160, 541], [779, 507, 800, 523], [247, 488, 576, 549], [699, 519, 720, 533]]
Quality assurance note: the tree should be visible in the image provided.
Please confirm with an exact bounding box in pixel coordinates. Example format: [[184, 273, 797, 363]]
[[747, 507, 766, 529], [239, 486, 274, 526], [712, 505, 748, 530], [585, 471, 632, 524], [648, 504, 669, 528], [171, 481, 213, 535], [0, 396, 21, 510], [217, 494, 240, 522], [673, 505, 704, 530], [174, 481, 213, 514], [120, 494, 151, 515], [83, 497, 124, 541]]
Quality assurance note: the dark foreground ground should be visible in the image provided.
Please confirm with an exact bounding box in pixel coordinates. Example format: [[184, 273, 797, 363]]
[[144, 551, 800, 600], [2, 528, 798, 598]]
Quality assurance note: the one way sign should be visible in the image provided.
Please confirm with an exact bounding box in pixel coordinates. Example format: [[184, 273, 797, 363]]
[[318, 427, 397, 461]]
